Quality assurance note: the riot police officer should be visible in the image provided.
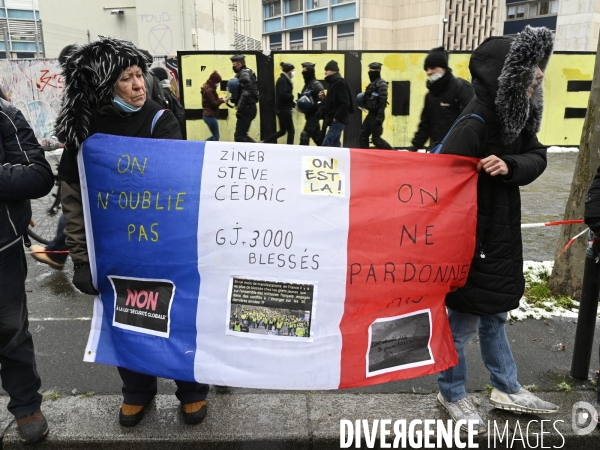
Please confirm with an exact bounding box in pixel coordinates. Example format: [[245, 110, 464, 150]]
[[297, 62, 324, 146], [230, 54, 260, 142], [358, 62, 393, 150]]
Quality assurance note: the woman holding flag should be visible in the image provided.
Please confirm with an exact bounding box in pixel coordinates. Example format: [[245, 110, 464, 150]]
[[55, 37, 209, 428]]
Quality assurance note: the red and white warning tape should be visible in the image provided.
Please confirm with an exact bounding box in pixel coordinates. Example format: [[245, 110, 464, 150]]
[[521, 219, 584, 228]]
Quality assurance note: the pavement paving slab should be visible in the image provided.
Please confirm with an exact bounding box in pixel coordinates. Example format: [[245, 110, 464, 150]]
[[2, 394, 310, 449]]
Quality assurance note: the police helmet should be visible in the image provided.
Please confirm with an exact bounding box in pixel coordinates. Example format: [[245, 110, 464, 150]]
[[356, 92, 368, 109], [227, 77, 240, 95], [296, 94, 314, 112]]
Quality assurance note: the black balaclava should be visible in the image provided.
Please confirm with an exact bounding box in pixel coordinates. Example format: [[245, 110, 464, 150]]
[[302, 67, 315, 83], [368, 71, 380, 82]]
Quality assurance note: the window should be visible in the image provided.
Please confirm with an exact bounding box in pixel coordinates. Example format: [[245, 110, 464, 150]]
[[529, 2, 538, 16], [265, 1, 281, 18], [270, 33, 282, 50], [337, 23, 354, 50], [290, 30, 303, 50], [507, 1, 559, 20], [287, 0, 303, 13], [312, 26, 327, 50], [332, 0, 352, 4], [309, 0, 328, 8]]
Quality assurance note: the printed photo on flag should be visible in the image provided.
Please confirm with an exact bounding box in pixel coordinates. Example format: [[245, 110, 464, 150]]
[[366, 310, 434, 377], [226, 276, 315, 340]]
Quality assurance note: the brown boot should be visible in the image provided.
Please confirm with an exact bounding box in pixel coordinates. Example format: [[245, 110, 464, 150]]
[[17, 410, 49, 444], [181, 400, 207, 425], [119, 403, 146, 427]]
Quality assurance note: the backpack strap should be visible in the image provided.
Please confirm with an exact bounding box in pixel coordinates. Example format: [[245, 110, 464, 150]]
[[151, 109, 167, 135], [430, 113, 487, 154]]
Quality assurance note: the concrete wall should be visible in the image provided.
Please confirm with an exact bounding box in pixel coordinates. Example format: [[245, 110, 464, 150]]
[[197, 0, 263, 51], [554, 0, 600, 51], [39, 0, 264, 56], [357, 0, 444, 50], [39, 0, 140, 55]]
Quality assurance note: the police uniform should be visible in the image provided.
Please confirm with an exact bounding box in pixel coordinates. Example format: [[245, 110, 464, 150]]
[[230, 55, 260, 142], [359, 62, 393, 150], [298, 62, 324, 146]]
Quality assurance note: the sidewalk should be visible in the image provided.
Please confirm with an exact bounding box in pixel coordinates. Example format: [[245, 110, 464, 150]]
[[1, 390, 599, 449], [3, 316, 600, 448]]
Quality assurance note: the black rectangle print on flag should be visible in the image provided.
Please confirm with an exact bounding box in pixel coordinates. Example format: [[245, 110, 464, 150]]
[[367, 310, 433, 377], [109, 276, 176, 338]]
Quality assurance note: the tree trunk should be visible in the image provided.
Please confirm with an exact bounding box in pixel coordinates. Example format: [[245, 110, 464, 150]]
[[548, 36, 600, 299]]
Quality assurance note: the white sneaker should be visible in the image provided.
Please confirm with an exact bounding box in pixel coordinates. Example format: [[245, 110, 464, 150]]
[[437, 392, 486, 434], [489, 388, 559, 414]]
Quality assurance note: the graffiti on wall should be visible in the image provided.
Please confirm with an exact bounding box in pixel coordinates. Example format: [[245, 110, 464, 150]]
[[0, 57, 174, 149], [0, 59, 64, 149]]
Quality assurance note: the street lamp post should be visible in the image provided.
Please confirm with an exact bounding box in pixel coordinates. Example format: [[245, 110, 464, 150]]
[[442, 18, 448, 49]]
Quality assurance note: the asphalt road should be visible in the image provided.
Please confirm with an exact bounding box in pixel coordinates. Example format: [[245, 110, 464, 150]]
[[17, 151, 599, 398]]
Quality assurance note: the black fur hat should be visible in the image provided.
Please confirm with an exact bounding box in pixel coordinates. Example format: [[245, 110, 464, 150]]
[[496, 26, 554, 144], [470, 26, 554, 144], [55, 36, 149, 148]]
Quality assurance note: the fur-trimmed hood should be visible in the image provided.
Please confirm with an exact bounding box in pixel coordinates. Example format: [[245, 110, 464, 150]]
[[469, 26, 554, 144], [55, 37, 150, 148]]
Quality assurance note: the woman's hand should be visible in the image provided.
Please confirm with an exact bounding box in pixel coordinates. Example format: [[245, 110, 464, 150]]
[[477, 155, 509, 177]]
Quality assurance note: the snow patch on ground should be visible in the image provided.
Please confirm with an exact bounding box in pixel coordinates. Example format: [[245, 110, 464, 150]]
[[547, 146, 578, 153], [508, 261, 580, 321]]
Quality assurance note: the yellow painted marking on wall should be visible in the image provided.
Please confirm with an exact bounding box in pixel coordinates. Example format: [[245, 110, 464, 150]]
[[180, 52, 595, 147], [182, 54, 261, 143]]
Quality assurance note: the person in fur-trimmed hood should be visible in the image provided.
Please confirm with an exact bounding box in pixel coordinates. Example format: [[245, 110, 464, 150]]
[[56, 36, 209, 428], [436, 26, 559, 430]]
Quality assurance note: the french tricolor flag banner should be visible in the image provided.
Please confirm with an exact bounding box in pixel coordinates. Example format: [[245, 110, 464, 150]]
[[79, 134, 478, 390]]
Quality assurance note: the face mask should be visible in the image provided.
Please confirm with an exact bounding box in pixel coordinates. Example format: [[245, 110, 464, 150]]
[[232, 65, 240, 73], [112, 95, 142, 114], [290, 71, 295, 78], [368, 71, 380, 82], [428, 72, 443, 83]]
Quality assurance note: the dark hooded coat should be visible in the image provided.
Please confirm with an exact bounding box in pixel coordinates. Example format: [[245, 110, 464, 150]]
[[585, 170, 600, 232], [441, 26, 554, 315], [412, 69, 474, 150]]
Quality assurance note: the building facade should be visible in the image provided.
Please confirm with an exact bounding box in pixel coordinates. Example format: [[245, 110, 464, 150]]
[[503, 0, 600, 51], [262, 0, 505, 51], [39, 0, 263, 58], [0, 0, 43, 58]]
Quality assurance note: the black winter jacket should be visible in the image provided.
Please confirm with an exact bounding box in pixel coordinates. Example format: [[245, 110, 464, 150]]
[[322, 73, 353, 126], [0, 98, 53, 250], [275, 73, 295, 111], [412, 69, 474, 149], [441, 29, 553, 315], [235, 66, 259, 112], [58, 99, 182, 184]]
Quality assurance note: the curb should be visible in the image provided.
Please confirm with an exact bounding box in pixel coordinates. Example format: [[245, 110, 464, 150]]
[[2, 390, 599, 449]]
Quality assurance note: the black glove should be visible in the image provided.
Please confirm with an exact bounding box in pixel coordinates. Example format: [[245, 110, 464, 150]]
[[375, 117, 384, 127], [73, 262, 99, 295]]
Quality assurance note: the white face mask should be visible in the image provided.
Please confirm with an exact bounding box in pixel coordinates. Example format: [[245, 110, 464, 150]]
[[290, 71, 295, 78], [428, 72, 443, 83]]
